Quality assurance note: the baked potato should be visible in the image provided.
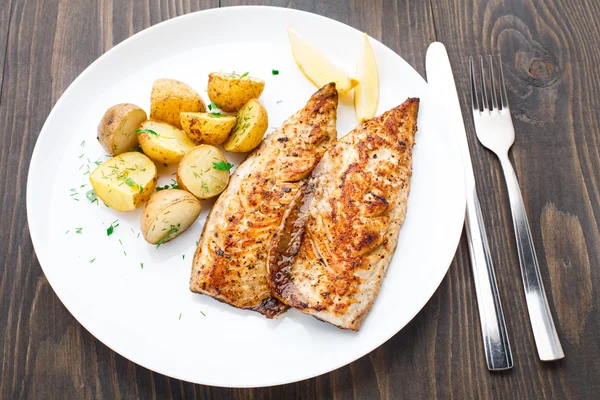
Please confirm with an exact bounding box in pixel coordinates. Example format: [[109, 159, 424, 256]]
[[150, 78, 206, 128], [223, 99, 268, 152], [180, 112, 236, 145], [97, 103, 147, 155], [207, 72, 265, 112], [89, 152, 158, 212], [137, 120, 195, 164], [140, 189, 202, 246], [177, 145, 231, 199]]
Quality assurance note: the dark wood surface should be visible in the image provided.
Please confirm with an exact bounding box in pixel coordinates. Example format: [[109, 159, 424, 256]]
[[1, 0, 599, 398]]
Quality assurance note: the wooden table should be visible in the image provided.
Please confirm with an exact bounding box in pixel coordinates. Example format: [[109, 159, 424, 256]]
[[1, 1, 599, 398]]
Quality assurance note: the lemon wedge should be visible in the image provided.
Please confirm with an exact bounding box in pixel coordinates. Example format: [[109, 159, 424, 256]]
[[354, 33, 380, 122], [288, 27, 359, 95]]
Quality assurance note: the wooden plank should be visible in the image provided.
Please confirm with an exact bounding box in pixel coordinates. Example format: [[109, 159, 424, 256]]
[[430, 0, 600, 399], [0, 1, 217, 399], [0, 0, 12, 93]]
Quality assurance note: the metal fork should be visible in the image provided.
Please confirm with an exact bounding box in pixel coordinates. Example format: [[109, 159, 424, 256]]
[[469, 55, 564, 361]]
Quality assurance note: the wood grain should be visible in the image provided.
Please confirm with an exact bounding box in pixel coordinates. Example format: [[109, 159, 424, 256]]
[[430, 0, 600, 398], [0, 0, 599, 399]]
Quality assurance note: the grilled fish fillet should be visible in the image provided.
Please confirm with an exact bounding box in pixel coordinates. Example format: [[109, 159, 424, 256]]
[[267, 98, 419, 330], [190, 83, 338, 317]]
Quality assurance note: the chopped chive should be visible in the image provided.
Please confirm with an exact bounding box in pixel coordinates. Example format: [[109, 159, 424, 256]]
[[156, 225, 179, 248], [179, 313, 182, 320], [272, 69, 279, 75], [86, 189, 97, 203], [89, 258, 96, 263], [81, 140, 85, 147], [200, 311, 206, 317], [182, 254, 185, 260], [140, 262, 144, 269], [75, 227, 83, 234]]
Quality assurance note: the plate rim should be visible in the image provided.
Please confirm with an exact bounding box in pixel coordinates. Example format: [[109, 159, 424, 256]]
[[26, 5, 466, 388]]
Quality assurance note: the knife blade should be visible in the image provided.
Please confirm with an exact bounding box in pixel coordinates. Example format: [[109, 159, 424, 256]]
[[426, 42, 514, 370]]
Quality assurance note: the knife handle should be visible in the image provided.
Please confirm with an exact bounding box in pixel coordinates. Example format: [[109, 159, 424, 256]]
[[465, 189, 514, 370]]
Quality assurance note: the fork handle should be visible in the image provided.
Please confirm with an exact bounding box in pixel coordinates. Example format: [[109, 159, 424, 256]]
[[465, 188, 513, 370], [499, 155, 564, 361]]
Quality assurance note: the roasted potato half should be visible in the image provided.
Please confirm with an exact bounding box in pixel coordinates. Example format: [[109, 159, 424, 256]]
[[177, 145, 230, 199], [97, 103, 147, 155], [207, 72, 265, 112], [89, 152, 158, 212], [140, 189, 202, 245], [180, 112, 236, 145], [223, 99, 268, 152], [150, 78, 206, 128], [137, 120, 195, 164]]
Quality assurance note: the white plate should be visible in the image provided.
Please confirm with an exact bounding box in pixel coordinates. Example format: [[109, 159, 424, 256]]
[[27, 6, 465, 388]]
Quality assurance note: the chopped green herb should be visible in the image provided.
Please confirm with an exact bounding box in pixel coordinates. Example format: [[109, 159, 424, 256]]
[[212, 161, 234, 171], [136, 129, 159, 137], [272, 69, 279, 75], [78, 153, 84, 158], [86, 189, 97, 203], [182, 254, 185, 260], [179, 313, 182, 320], [119, 239, 123, 245], [276, 100, 283, 104], [81, 140, 86, 147], [129, 145, 144, 153], [200, 311, 206, 317], [201, 181, 209, 193], [107, 224, 115, 236], [89, 258, 96, 263], [156, 225, 179, 248], [140, 263, 144, 269], [75, 227, 83, 234], [123, 176, 143, 193], [123, 250, 127, 256], [240, 71, 249, 78], [65, 230, 70, 235], [208, 102, 218, 111]]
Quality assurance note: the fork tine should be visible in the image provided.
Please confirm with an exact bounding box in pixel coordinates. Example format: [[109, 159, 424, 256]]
[[498, 55, 509, 109], [488, 55, 498, 110], [478, 56, 489, 110], [469, 57, 480, 112]]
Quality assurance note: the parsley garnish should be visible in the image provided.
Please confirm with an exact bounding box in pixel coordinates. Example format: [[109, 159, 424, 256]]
[[107, 222, 118, 236], [272, 69, 279, 75], [136, 129, 159, 137], [208, 102, 218, 111], [123, 177, 143, 193], [213, 160, 234, 171], [156, 179, 180, 191], [129, 145, 144, 153], [156, 224, 180, 248], [86, 189, 97, 202]]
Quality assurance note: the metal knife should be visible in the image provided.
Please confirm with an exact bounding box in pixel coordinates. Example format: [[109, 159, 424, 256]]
[[426, 42, 514, 370]]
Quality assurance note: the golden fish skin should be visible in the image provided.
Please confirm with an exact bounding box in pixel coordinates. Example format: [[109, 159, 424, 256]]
[[190, 83, 338, 317]]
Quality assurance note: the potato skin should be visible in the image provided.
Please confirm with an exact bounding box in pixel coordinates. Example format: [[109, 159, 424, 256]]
[[140, 189, 201, 245], [177, 145, 230, 199], [207, 73, 265, 112], [223, 99, 268, 152], [137, 120, 195, 164], [150, 78, 206, 128], [97, 103, 147, 155], [89, 152, 158, 212], [180, 112, 236, 145]]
